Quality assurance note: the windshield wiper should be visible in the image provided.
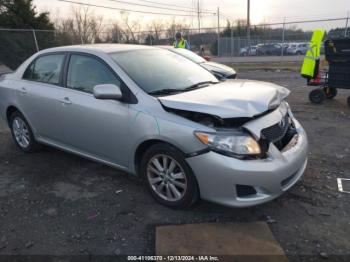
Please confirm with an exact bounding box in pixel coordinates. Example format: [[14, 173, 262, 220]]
[[148, 88, 183, 96], [183, 81, 218, 92], [148, 81, 218, 96]]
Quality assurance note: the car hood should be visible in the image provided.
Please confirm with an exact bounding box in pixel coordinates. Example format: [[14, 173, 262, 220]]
[[158, 80, 290, 118], [201, 61, 236, 75]]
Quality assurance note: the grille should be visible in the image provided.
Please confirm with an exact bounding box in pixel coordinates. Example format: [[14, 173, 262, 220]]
[[261, 114, 290, 143]]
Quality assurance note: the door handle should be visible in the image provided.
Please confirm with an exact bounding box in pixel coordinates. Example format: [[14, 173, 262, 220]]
[[59, 97, 72, 105], [19, 87, 27, 95]]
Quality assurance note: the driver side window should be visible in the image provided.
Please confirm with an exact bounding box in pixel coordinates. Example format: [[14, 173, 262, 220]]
[[67, 54, 121, 94]]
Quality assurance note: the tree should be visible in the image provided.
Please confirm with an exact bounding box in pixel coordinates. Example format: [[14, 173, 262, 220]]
[[144, 34, 155, 45], [165, 18, 189, 42], [0, 0, 54, 29], [0, 0, 55, 69], [55, 6, 104, 45], [54, 18, 78, 45], [120, 11, 140, 44], [151, 19, 164, 41], [105, 23, 125, 43], [72, 6, 103, 44]]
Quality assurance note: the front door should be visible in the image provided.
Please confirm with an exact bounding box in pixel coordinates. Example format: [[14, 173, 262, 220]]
[[59, 54, 130, 167]]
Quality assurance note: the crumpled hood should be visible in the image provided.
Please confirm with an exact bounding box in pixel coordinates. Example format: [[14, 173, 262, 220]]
[[159, 80, 290, 118]]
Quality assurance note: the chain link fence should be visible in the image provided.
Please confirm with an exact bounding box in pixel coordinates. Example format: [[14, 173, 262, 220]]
[[218, 18, 349, 57], [218, 34, 313, 57], [0, 28, 219, 70], [0, 17, 349, 70]]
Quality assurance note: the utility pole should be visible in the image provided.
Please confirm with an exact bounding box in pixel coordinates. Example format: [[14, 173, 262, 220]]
[[281, 17, 286, 58], [197, 0, 201, 34], [217, 6, 220, 56], [247, 0, 251, 50], [345, 11, 349, 37]]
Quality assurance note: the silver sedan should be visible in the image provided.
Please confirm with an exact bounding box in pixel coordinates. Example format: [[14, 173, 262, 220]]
[[0, 44, 308, 208]]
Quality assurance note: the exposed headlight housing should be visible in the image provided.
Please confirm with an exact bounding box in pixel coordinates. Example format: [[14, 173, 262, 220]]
[[194, 130, 261, 158]]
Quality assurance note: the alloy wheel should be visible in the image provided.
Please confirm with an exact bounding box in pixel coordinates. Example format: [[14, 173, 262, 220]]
[[146, 154, 187, 202], [12, 117, 30, 148]]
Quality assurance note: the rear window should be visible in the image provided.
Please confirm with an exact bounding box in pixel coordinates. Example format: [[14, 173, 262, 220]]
[[23, 54, 65, 85]]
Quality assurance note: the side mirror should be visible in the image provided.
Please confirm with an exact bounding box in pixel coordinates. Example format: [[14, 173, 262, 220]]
[[93, 84, 122, 100]]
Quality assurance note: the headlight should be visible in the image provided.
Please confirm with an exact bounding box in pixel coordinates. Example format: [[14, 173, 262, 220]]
[[194, 131, 261, 157]]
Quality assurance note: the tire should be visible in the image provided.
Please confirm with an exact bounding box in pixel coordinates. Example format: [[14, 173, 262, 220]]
[[347, 96, 350, 108], [140, 143, 199, 208], [323, 87, 337, 99], [309, 89, 326, 104], [9, 111, 41, 153]]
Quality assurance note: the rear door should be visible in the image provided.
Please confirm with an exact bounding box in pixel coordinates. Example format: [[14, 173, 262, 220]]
[[58, 53, 130, 167], [18, 53, 68, 143]]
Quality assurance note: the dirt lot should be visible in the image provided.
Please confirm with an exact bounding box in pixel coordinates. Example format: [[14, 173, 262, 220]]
[[0, 70, 349, 261]]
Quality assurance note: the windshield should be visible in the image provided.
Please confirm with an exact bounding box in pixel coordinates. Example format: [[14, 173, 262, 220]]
[[170, 48, 206, 63], [110, 49, 217, 94]]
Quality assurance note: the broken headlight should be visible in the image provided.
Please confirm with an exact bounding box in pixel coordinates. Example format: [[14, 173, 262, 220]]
[[194, 131, 261, 157]]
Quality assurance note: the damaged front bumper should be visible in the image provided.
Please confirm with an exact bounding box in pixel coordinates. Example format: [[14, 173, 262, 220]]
[[186, 117, 308, 208]]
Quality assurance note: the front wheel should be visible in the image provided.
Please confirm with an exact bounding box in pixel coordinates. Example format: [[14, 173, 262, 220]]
[[309, 89, 326, 104], [10, 111, 41, 152], [140, 143, 199, 208]]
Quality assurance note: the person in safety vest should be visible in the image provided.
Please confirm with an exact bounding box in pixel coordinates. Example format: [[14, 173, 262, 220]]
[[173, 32, 190, 49], [301, 29, 325, 84]]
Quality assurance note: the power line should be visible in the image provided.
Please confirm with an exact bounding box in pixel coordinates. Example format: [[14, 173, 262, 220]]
[[57, 0, 200, 17], [0, 16, 348, 34], [221, 11, 350, 24], [129, 0, 216, 13], [1, 16, 346, 33], [105, 0, 215, 14], [254, 17, 348, 27], [135, 0, 201, 10]]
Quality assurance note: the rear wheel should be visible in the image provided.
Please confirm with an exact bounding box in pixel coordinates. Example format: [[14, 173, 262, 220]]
[[140, 143, 199, 208], [323, 87, 337, 99], [309, 89, 326, 104], [9, 111, 41, 153]]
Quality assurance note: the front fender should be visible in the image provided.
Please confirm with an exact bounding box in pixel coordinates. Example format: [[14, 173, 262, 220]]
[[128, 109, 207, 174]]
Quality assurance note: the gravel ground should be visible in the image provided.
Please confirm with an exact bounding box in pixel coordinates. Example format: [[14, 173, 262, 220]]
[[0, 70, 349, 261]]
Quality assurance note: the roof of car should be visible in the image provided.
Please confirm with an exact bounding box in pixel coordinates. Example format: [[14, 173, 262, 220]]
[[39, 44, 158, 54]]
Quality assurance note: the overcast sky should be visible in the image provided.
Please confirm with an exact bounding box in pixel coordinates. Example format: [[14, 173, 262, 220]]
[[34, 0, 350, 31]]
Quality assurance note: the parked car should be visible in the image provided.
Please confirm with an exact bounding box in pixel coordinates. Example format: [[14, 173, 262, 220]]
[[0, 44, 308, 208], [287, 43, 308, 55], [160, 46, 236, 80], [239, 46, 257, 56], [282, 43, 295, 54], [257, 44, 282, 56]]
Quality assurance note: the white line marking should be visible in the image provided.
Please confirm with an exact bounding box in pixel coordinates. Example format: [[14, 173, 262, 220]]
[[337, 178, 350, 194]]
